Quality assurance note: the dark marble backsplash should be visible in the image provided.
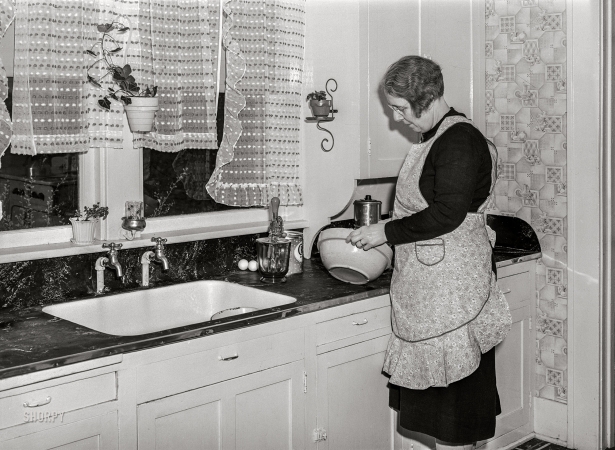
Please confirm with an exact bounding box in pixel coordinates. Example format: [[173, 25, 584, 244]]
[[0, 233, 267, 312]]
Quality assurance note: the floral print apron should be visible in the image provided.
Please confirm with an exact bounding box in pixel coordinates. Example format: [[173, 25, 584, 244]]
[[383, 116, 512, 390]]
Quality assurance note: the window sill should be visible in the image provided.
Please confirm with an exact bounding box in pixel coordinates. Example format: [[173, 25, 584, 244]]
[[0, 218, 310, 264]]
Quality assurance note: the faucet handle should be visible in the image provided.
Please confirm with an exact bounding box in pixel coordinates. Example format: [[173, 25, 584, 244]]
[[151, 237, 167, 248], [102, 242, 123, 253]]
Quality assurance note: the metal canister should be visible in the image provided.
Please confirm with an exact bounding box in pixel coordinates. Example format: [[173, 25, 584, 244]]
[[285, 231, 304, 275], [353, 195, 382, 228]]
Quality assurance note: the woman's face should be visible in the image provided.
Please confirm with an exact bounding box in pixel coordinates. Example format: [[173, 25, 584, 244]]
[[385, 92, 434, 133]]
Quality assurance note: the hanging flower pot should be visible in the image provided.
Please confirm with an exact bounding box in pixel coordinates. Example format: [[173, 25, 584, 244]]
[[124, 97, 159, 133], [309, 99, 332, 118], [306, 91, 332, 118]]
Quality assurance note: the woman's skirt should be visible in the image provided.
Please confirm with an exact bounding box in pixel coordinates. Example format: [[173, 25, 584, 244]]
[[388, 347, 501, 443]]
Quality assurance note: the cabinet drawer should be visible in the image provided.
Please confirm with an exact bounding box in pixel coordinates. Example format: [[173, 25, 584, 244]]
[[498, 271, 531, 311], [317, 306, 391, 346], [0, 372, 117, 430], [137, 328, 304, 402]]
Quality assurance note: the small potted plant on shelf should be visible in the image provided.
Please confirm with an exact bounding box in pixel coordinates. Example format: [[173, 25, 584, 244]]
[[69, 203, 110, 245], [306, 90, 331, 118], [86, 18, 159, 132]]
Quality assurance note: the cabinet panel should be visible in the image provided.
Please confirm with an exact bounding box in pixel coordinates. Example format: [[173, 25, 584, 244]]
[[137, 327, 304, 402], [492, 305, 532, 440], [0, 372, 117, 430], [1, 411, 118, 450], [498, 270, 531, 311], [317, 334, 393, 450], [138, 361, 305, 450], [316, 306, 390, 347]]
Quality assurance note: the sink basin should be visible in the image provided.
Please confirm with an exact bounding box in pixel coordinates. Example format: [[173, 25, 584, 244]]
[[42, 280, 297, 336]]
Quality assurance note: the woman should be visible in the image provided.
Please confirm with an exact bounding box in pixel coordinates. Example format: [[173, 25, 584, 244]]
[[346, 56, 512, 449]]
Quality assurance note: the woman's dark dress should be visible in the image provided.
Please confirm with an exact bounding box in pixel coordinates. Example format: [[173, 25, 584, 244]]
[[384, 108, 501, 443]]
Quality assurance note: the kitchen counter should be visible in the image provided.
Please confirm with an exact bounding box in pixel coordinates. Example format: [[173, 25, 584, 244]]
[[0, 248, 540, 380]]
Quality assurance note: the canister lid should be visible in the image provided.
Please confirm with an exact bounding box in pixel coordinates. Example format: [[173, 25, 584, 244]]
[[353, 195, 382, 205]]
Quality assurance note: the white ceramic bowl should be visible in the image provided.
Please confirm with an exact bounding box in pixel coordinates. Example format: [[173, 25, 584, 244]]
[[317, 228, 393, 285]]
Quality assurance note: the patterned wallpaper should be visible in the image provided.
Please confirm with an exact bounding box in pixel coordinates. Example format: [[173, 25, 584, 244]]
[[484, 0, 567, 404]]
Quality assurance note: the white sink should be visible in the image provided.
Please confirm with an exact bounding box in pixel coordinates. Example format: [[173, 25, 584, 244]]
[[42, 280, 297, 336]]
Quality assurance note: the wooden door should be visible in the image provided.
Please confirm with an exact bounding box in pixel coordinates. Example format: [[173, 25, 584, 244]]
[[316, 334, 394, 450], [1, 411, 118, 450], [138, 360, 305, 450], [359, 0, 420, 179]]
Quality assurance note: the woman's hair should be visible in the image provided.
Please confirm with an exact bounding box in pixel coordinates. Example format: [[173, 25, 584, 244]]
[[381, 55, 444, 118]]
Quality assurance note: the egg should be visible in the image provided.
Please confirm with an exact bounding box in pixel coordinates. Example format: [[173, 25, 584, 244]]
[[238, 259, 249, 270], [248, 260, 259, 272]]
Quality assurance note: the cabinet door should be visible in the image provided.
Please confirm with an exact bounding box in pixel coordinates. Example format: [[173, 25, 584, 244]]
[[359, 0, 420, 179], [316, 334, 394, 450], [1, 411, 118, 450], [138, 360, 305, 450], [492, 304, 532, 439]]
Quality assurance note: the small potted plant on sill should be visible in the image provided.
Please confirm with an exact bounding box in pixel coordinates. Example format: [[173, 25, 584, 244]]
[[86, 17, 159, 133], [69, 203, 110, 245], [306, 90, 331, 118]]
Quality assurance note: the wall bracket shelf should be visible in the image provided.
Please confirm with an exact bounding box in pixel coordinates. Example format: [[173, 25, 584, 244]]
[[306, 78, 338, 152]]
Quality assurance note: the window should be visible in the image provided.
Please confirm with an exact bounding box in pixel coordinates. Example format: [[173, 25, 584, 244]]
[[0, 1, 307, 260]]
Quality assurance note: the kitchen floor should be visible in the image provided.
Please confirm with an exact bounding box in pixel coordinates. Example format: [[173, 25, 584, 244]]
[[512, 438, 571, 450]]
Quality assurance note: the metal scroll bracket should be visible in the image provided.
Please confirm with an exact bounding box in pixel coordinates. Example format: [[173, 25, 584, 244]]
[[306, 78, 338, 152]]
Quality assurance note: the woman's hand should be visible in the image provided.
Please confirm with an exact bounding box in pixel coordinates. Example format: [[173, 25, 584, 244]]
[[345, 223, 388, 251]]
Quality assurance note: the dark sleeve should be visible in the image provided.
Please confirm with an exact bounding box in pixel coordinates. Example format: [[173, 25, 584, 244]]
[[384, 125, 483, 245]]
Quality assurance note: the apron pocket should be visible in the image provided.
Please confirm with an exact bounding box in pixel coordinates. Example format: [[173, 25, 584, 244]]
[[415, 238, 445, 266]]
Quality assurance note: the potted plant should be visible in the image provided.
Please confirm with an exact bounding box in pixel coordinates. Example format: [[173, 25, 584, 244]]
[[69, 203, 110, 245], [306, 90, 331, 118], [86, 18, 159, 132]]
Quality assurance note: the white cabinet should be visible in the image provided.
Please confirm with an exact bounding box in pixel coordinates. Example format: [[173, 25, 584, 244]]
[[312, 299, 396, 450], [1, 411, 118, 450], [358, 0, 420, 179], [0, 359, 121, 450], [478, 261, 535, 449], [137, 360, 305, 450]]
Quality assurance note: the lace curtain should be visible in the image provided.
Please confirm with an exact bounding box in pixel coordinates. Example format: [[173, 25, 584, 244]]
[[206, 0, 305, 207], [132, 0, 220, 152], [11, 0, 95, 155], [9, 0, 220, 155], [0, 0, 14, 164]]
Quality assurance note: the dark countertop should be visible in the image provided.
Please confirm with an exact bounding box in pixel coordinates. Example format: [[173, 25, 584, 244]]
[[0, 246, 541, 381]]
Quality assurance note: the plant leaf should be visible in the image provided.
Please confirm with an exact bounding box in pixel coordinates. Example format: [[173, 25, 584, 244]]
[[85, 49, 98, 57], [117, 26, 130, 33], [98, 97, 112, 111], [120, 96, 132, 105], [122, 64, 132, 76], [151, 86, 158, 97], [97, 23, 114, 33], [109, 47, 123, 54], [87, 75, 102, 89]]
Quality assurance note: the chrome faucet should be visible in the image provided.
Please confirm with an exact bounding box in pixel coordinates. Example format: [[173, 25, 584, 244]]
[[95, 243, 123, 293], [141, 237, 169, 287]]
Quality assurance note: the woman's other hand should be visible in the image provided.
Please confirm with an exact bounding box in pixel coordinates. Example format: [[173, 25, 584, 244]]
[[345, 223, 388, 250]]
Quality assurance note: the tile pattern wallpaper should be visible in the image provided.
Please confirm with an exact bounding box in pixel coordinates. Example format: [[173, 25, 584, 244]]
[[485, 0, 568, 404]]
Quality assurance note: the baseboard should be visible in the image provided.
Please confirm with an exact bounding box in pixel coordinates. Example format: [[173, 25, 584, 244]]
[[534, 433, 568, 448], [477, 431, 534, 450]]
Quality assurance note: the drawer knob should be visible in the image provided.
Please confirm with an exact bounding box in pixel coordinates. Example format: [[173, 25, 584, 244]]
[[352, 319, 369, 326], [502, 288, 512, 295], [219, 354, 239, 361], [23, 396, 51, 408]]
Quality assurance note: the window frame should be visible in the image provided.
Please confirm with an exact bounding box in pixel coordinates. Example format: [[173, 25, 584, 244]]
[[0, 9, 308, 264]]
